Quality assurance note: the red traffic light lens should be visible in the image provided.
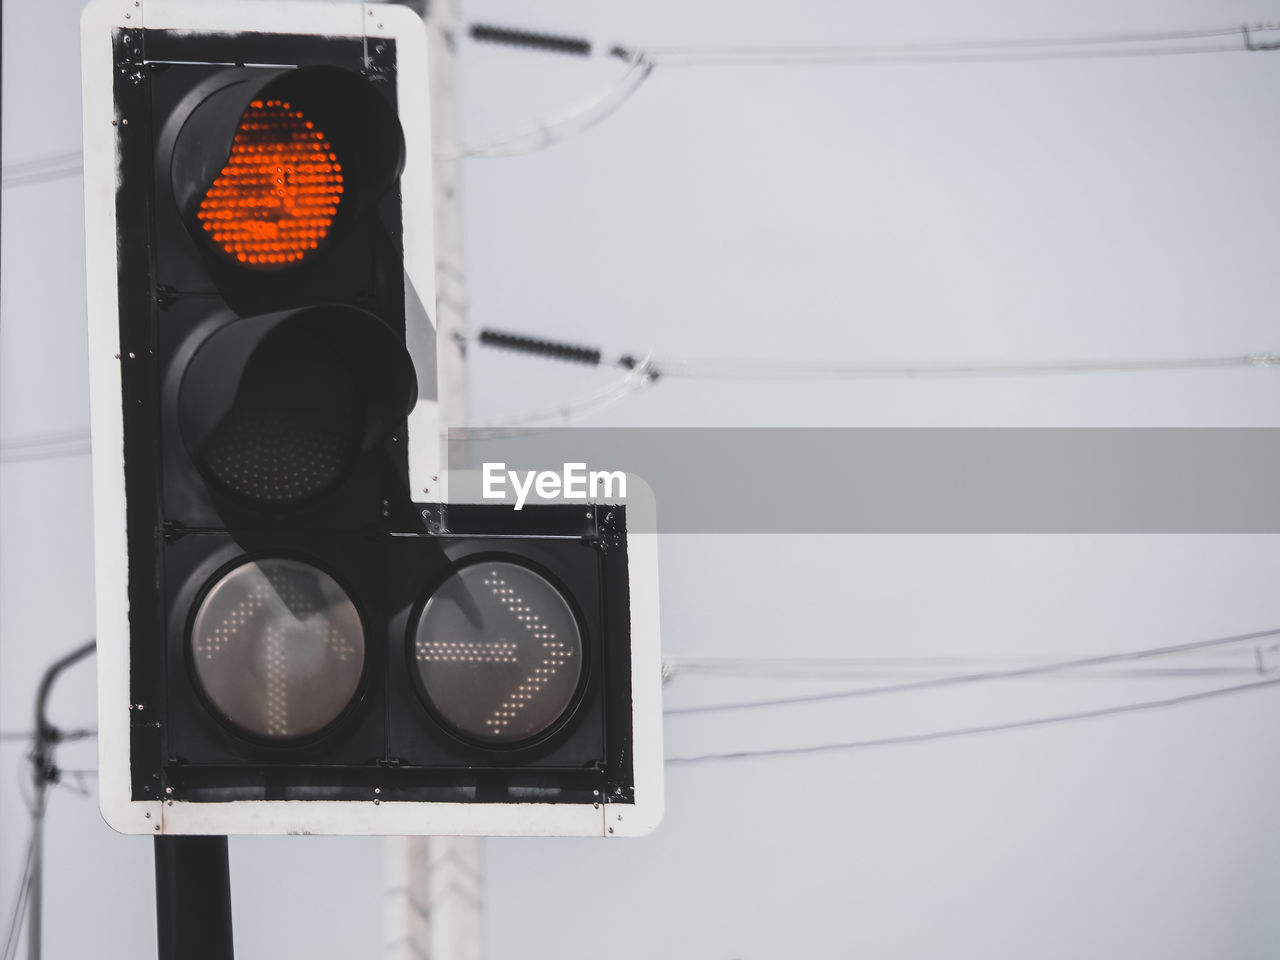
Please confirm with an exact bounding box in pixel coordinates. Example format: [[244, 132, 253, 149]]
[[196, 99, 344, 270]]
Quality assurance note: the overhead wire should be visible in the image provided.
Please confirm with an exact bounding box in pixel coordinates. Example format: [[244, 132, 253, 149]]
[[666, 675, 1280, 764], [446, 19, 1280, 161], [1, 831, 36, 960], [438, 54, 654, 161], [0, 728, 96, 743], [630, 22, 1280, 66], [0, 429, 91, 463], [0, 150, 82, 190], [455, 351, 657, 438], [651, 351, 1280, 382], [665, 625, 1280, 716], [3, 23, 1278, 185], [640, 24, 1255, 58], [664, 660, 1261, 682], [475, 327, 1280, 385]]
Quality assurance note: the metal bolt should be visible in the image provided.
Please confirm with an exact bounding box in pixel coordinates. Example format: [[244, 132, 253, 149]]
[[124, 11, 130, 17], [165, 786, 173, 795], [607, 827, 614, 834], [593, 802, 599, 809], [374, 788, 381, 795], [154, 825, 160, 832], [592, 789, 599, 796], [121, 118, 129, 125], [373, 798, 381, 805], [616, 814, 622, 821], [145, 811, 151, 818], [127, 351, 135, 359], [136, 704, 144, 711], [166, 800, 172, 806]]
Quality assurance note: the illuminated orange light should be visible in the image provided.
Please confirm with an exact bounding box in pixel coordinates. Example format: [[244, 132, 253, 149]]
[[196, 99, 344, 269]]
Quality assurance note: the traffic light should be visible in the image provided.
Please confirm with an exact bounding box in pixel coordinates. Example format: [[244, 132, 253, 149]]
[[82, 0, 662, 837]]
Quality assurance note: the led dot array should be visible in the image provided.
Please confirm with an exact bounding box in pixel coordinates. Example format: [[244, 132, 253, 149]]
[[196, 99, 344, 269], [194, 587, 266, 661], [482, 572, 574, 734], [190, 565, 364, 740], [263, 626, 290, 737], [202, 412, 353, 505], [416, 640, 518, 664]]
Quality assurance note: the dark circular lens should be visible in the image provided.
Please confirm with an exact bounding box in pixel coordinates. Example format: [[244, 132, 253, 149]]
[[195, 332, 361, 507], [190, 558, 365, 740], [412, 561, 584, 745]]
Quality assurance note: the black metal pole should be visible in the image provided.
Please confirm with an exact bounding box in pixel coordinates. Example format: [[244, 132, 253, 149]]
[[154, 836, 234, 960]]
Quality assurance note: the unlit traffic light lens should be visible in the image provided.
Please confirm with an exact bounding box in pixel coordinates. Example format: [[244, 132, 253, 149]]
[[195, 330, 361, 507], [190, 558, 365, 740], [412, 562, 584, 745], [197, 98, 343, 269]]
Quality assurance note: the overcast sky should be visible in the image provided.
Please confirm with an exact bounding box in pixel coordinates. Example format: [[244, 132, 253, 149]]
[[3, 0, 1280, 957]]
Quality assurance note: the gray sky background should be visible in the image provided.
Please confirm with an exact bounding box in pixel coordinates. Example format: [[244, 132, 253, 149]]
[[3, 0, 1280, 957]]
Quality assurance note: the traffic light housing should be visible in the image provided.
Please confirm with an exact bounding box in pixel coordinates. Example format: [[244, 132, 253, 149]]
[[82, 0, 662, 837]]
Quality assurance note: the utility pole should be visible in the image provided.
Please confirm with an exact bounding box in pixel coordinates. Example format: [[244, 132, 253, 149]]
[[385, 2, 482, 959], [27, 640, 96, 960]]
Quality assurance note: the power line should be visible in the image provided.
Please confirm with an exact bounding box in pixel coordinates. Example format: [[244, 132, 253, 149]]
[[665, 675, 1280, 765], [454, 352, 656, 438], [0, 150, 82, 190], [448, 20, 1278, 159], [633, 22, 1280, 66], [0, 728, 96, 743], [6, 23, 1274, 188], [666, 626, 1280, 716], [437, 54, 654, 160], [665, 662, 1260, 683], [474, 327, 1280, 383], [12, 337, 1272, 462], [664, 647, 1266, 678], [1, 831, 35, 960], [0, 429, 91, 464], [650, 352, 1280, 381]]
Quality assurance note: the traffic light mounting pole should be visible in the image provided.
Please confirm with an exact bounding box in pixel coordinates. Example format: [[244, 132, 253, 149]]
[[154, 836, 234, 960]]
